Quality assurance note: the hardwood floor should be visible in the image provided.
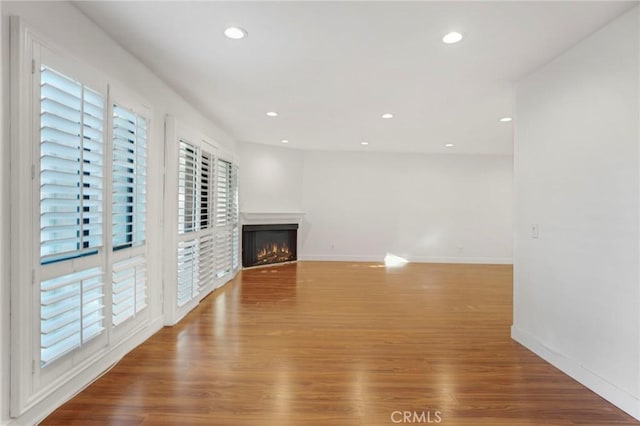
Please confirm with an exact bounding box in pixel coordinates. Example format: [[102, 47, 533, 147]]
[[42, 262, 638, 425]]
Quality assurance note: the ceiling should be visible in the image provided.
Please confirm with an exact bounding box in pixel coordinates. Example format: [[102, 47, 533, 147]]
[[74, 1, 636, 155]]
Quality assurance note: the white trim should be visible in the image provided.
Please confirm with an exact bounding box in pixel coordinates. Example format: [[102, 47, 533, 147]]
[[162, 115, 178, 325], [298, 254, 513, 265], [217, 146, 236, 165], [408, 256, 512, 264], [9, 15, 34, 416], [637, 7, 640, 418], [240, 211, 305, 225], [511, 325, 640, 420], [0, 8, 6, 425]]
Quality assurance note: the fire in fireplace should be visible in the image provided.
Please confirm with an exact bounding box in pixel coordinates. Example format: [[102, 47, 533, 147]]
[[242, 224, 298, 268], [257, 241, 292, 265]]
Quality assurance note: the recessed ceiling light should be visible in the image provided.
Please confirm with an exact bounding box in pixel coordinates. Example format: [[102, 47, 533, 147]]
[[224, 27, 247, 40], [266, 111, 278, 117], [445, 143, 454, 147], [499, 116, 513, 122], [281, 139, 289, 144], [381, 113, 394, 119], [442, 32, 463, 44], [361, 141, 369, 146]]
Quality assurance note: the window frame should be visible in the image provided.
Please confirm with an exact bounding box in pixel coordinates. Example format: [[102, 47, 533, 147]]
[[167, 119, 219, 322], [214, 156, 239, 282], [10, 22, 111, 414], [108, 86, 151, 339], [163, 117, 240, 326], [31, 31, 110, 400], [9, 19, 153, 416], [111, 100, 148, 251], [39, 65, 106, 265]]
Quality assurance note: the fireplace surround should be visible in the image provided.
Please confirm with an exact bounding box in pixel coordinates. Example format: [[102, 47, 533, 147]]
[[242, 223, 298, 267]]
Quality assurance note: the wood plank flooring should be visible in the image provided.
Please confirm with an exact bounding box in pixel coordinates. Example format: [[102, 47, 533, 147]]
[[42, 262, 638, 425]]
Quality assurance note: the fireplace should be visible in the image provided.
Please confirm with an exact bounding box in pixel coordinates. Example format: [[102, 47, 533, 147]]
[[242, 224, 298, 268]]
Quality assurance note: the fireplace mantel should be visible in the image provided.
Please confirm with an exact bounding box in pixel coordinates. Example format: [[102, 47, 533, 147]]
[[240, 211, 306, 225]]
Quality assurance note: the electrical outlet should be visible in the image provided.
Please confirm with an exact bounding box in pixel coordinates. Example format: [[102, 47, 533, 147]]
[[531, 224, 539, 239]]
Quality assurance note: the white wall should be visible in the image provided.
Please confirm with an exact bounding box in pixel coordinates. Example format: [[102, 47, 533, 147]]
[[238, 141, 304, 213], [0, 2, 7, 425], [300, 151, 512, 263], [512, 6, 639, 419], [1, 2, 235, 424], [238, 142, 513, 264]]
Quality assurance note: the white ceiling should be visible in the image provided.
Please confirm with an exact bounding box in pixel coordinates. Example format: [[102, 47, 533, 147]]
[[75, 1, 635, 155]]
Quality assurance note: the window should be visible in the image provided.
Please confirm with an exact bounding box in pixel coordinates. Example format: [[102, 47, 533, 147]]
[[215, 229, 232, 279], [110, 100, 148, 330], [112, 256, 147, 326], [39, 65, 106, 366], [200, 152, 212, 229], [170, 131, 239, 322], [215, 160, 239, 278], [232, 165, 240, 270], [232, 224, 240, 271], [177, 239, 198, 307], [40, 66, 104, 264], [178, 140, 198, 234], [178, 141, 213, 235], [11, 21, 152, 416], [176, 139, 216, 310], [198, 234, 215, 294], [40, 267, 104, 366], [32, 57, 149, 378], [112, 104, 147, 250], [215, 158, 232, 226]]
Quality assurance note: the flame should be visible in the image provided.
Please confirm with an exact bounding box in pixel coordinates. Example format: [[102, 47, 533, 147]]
[[256, 241, 293, 264]]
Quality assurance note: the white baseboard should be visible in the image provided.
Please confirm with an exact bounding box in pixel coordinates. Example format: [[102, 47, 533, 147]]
[[298, 254, 381, 262], [7, 317, 164, 426], [408, 255, 512, 264], [299, 254, 513, 265], [511, 325, 639, 420]]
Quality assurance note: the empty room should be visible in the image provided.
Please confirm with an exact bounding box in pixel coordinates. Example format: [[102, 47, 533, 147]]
[[1, 1, 640, 425]]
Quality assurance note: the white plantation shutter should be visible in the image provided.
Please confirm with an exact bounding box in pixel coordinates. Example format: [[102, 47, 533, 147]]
[[232, 165, 239, 219], [177, 140, 200, 308], [214, 159, 237, 278], [175, 235, 218, 307], [40, 66, 104, 264], [215, 228, 232, 279], [177, 238, 198, 307], [135, 265, 147, 314], [198, 234, 215, 293], [176, 140, 217, 309], [232, 225, 239, 270], [38, 64, 106, 368], [200, 152, 213, 230], [112, 256, 147, 326], [169, 124, 239, 322], [112, 104, 147, 249], [40, 267, 104, 366], [216, 159, 232, 226], [178, 141, 198, 234], [231, 165, 239, 270], [110, 98, 148, 332], [13, 34, 159, 412]]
